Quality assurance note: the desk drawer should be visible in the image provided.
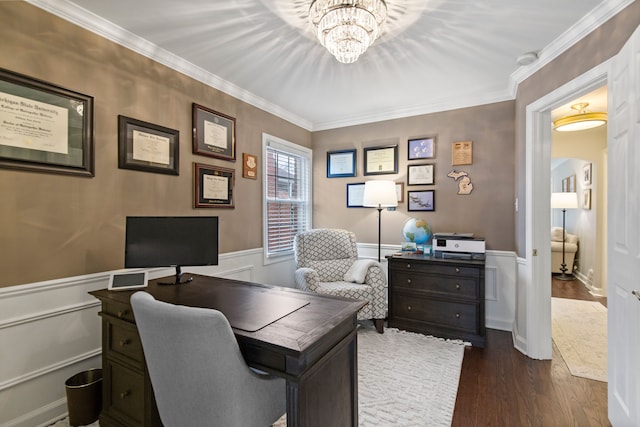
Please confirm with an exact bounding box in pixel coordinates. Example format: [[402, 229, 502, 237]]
[[393, 293, 478, 333], [107, 320, 143, 365], [104, 300, 135, 322], [391, 271, 478, 299], [391, 261, 479, 278], [106, 359, 144, 425]]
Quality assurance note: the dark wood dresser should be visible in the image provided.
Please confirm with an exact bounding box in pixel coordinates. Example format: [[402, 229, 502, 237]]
[[387, 254, 485, 347]]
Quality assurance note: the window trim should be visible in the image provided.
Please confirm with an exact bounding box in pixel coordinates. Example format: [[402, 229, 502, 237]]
[[262, 133, 312, 265]]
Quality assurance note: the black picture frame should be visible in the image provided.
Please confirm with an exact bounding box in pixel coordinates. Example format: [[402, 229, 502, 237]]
[[118, 115, 179, 175], [327, 149, 356, 178], [192, 103, 236, 162], [194, 162, 234, 208], [0, 67, 94, 177], [408, 190, 435, 211], [407, 163, 435, 185], [408, 136, 435, 160], [346, 182, 365, 208], [364, 144, 398, 175]]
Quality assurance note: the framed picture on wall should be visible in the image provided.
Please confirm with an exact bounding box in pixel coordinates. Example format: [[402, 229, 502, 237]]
[[192, 103, 236, 161], [0, 67, 94, 177], [583, 163, 592, 185], [118, 115, 179, 175], [408, 190, 435, 211], [346, 182, 365, 207], [582, 189, 591, 210], [194, 162, 234, 208], [408, 136, 435, 160], [327, 149, 356, 178], [407, 164, 434, 185], [364, 144, 398, 175]]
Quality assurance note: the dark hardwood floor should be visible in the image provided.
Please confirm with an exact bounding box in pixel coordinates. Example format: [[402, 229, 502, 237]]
[[452, 277, 609, 426]]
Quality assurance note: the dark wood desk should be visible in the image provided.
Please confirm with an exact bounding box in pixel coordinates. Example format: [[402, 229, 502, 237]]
[[90, 274, 365, 427]]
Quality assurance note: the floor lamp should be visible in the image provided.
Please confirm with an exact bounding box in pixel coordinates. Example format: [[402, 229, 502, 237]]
[[363, 181, 398, 262], [551, 192, 579, 281]]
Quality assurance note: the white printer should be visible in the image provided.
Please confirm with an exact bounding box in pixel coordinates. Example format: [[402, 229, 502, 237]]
[[433, 233, 485, 260]]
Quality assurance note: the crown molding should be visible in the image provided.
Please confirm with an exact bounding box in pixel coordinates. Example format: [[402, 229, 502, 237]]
[[508, 0, 635, 96], [26, 0, 314, 131]]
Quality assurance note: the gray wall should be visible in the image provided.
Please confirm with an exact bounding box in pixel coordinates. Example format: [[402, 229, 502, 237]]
[[0, 3, 311, 287], [514, 1, 640, 257], [312, 101, 515, 251]]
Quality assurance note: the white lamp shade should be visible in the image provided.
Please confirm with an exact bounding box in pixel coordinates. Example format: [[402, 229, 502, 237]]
[[551, 192, 579, 209], [363, 180, 398, 208]]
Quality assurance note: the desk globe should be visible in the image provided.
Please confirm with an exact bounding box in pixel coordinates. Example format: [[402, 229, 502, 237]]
[[402, 218, 432, 252]]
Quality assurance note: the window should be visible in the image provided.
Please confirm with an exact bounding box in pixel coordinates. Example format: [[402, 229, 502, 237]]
[[262, 133, 312, 260]]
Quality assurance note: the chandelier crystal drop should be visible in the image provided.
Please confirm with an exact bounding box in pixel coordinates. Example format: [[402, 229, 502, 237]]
[[309, 0, 388, 64]]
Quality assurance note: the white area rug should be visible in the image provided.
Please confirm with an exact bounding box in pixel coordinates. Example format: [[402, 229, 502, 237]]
[[552, 297, 607, 382], [357, 324, 466, 426], [53, 324, 466, 427]]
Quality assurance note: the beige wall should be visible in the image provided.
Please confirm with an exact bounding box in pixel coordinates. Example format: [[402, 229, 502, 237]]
[[514, 1, 640, 257], [0, 3, 311, 287], [312, 101, 516, 251]]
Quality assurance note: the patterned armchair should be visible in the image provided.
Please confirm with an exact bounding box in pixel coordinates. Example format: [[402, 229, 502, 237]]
[[294, 228, 388, 333]]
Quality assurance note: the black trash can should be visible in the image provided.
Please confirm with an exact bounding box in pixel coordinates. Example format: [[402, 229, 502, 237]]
[[65, 368, 102, 426]]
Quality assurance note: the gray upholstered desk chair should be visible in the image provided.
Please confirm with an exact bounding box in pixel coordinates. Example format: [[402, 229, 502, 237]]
[[130, 291, 285, 427]]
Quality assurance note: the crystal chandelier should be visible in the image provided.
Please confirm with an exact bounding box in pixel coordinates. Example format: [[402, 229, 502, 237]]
[[309, 0, 388, 64]]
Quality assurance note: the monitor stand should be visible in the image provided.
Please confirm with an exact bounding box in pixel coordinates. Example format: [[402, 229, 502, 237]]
[[158, 266, 193, 285]]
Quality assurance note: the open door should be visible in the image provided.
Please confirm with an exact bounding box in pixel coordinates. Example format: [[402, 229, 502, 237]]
[[607, 24, 640, 426]]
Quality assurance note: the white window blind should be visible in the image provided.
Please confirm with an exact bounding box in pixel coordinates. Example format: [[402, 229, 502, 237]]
[[262, 134, 312, 259]]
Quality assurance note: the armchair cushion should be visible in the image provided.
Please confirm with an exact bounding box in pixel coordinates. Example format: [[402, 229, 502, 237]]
[[344, 259, 378, 284]]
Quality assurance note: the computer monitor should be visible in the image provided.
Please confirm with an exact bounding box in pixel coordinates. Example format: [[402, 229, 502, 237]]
[[125, 216, 219, 285]]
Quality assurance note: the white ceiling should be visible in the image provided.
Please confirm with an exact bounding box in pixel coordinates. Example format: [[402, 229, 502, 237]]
[[31, 0, 630, 131]]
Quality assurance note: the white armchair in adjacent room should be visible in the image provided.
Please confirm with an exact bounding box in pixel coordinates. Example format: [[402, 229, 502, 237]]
[[551, 227, 579, 274], [293, 228, 388, 333]]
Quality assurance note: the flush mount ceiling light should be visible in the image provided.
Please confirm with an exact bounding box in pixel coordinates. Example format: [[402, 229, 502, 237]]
[[553, 102, 607, 132], [309, 0, 388, 64]]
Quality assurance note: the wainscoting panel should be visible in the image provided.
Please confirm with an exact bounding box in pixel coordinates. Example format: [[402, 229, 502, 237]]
[[0, 248, 293, 427]]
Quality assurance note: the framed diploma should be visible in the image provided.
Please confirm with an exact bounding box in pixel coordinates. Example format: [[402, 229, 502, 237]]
[[118, 115, 179, 175], [346, 182, 365, 208], [194, 163, 234, 208], [407, 164, 434, 185], [327, 149, 356, 178], [0, 67, 94, 177], [452, 140, 473, 166], [408, 136, 435, 160], [192, 103, 236, 162], [363, 144, 398, 175]]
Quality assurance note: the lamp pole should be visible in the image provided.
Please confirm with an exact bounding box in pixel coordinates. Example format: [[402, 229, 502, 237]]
[[557, 207, 573, 280], [376, 206, 382, 262]]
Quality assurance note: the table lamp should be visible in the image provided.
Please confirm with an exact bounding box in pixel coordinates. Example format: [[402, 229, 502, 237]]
[[363, 180, 398, 262], [551, 192, 579, 280]]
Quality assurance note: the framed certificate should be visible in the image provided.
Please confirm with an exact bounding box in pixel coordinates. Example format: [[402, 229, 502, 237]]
[[407, 164, 434, 185], [192, 103, 236, 162], [194, 162, 234, 208], [346, 182, 365, 207], [452, 140, 473, 166], [364, 144, 398, 175], [327, 149, 356, 178], [0, 67, 94, 177], [118, 115, 179, 175]]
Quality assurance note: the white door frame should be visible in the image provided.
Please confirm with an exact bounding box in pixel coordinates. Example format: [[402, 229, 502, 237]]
[[524, 60, 610, 359]]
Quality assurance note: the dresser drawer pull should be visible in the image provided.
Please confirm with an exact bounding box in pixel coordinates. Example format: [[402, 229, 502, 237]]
[[455, 313, 461, 318], [455, 284, 461, 290], [119, 339, 131, 347], [455, 267, 460, 273], [407, 263, 411, 269], [120, 390, 130, 400], [407, 279, 412, 285], [117, 310, 129, 319], [407, 305, 412, 311]]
